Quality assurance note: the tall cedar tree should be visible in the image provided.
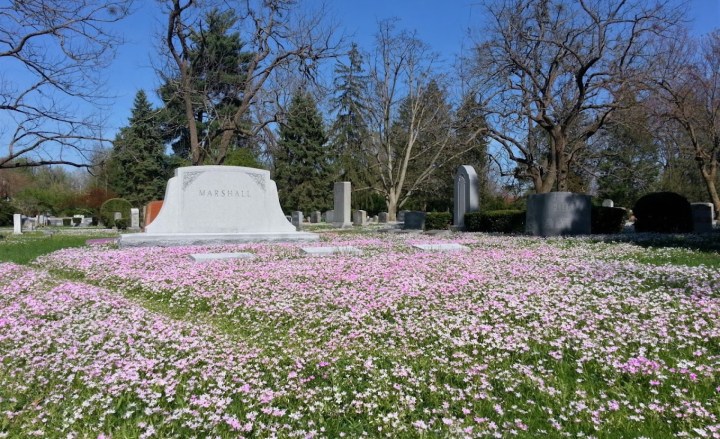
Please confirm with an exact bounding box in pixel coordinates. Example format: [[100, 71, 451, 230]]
[[329, 44, 373, 193], [107, 90, 168, 207], [274, 90, 333, 212], [159, 9, 254, 164]]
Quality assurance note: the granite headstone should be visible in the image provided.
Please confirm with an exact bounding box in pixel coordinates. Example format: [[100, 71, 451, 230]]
[[333, 182, 352, 228], [453, 165, 479, 228]]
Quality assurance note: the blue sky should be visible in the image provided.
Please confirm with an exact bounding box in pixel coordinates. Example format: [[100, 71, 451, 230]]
[[105, 0, 720, 136]]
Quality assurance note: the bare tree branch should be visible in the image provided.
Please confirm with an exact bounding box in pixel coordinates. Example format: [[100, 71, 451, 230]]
[[0, 0, 133, 169]]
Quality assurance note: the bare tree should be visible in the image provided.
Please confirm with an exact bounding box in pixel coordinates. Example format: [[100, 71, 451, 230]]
[[0, 0, 133, 169], [470, 0, 683, 193], [651, 30, 720, 216], [362, 20, 478, 220], [162, 0, 342, 165]]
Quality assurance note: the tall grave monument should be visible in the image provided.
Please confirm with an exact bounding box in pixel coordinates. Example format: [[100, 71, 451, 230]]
[[332, 182, 352, 228], [453, 165, 479, 228], [119, 166, 318, 246]]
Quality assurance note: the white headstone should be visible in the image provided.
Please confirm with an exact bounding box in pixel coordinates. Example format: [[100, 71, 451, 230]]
[[119, 166, 318, 246], [454, 165, 479, 228], [130, 208, 140, 229], [602, 199, 614, 207], [114, 211, 122, 221], [333, 182, 352, 228], [13, 214, 22, 234]]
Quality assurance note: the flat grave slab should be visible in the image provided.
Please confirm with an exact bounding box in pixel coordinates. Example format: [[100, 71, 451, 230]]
[[412, 243, 469, 252], [301, 246, 362, 257], [189, 252, 255, 262]]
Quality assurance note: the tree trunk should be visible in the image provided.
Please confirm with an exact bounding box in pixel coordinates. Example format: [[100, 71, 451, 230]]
[[699, 163, 720, 218], [554, 133, 568, 192], [386, 189, 399, 221], [181, 67, 201, 166]]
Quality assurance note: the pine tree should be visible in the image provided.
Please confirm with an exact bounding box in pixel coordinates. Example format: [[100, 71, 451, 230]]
[[328, 44, 376, 208], [159, 8, 255, 164], [107, 90, 168, 206], [274, 90, 333, 212]]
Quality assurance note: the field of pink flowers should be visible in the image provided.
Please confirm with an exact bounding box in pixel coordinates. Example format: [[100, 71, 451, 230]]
[[1, 232, 719, 437]]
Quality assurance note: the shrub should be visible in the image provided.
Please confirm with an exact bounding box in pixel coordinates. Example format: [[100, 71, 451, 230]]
[[465, 210, 525, 233], [0, 199, 16, 227], [114, 218, 128, 230], [62, 218, 71, 227], [633, 192, 693, 233], [591, 206, 627, 234], [464, 212, 483, 232], [91, 217, 99, 226], [424, 212, 452, 230], [99, 198, 132, 228]]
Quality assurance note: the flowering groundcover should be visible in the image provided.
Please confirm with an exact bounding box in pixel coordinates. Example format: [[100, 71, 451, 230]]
[[1, 233, 719, 437]]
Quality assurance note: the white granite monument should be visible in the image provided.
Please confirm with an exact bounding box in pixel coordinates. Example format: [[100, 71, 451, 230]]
[[119, 166, 318, 246]]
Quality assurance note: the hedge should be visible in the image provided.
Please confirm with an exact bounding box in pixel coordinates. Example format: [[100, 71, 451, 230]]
[[465, 210, 525, 233], [424, 212, 452, 230]]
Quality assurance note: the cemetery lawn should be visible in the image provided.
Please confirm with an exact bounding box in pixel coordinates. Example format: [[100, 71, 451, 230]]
[[1, 232, 719, 437], [0, 230, 118, 265]]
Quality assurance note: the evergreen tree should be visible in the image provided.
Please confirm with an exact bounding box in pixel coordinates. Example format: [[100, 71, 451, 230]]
[[274, 90, 333, 212], [159, 8, 255, 164], [328, 44, 375, 209], [107, 90, 168, 206]]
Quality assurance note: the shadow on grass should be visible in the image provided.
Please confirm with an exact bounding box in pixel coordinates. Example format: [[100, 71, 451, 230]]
[[592, 230, 720, 267]]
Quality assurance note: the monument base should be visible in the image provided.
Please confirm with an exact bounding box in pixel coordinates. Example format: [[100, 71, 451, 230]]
[[119, 232, 320, 247]]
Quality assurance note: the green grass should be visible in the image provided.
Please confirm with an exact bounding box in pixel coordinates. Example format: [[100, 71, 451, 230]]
[[632, 248, 720, 268], [0, 232, 115, 265]]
